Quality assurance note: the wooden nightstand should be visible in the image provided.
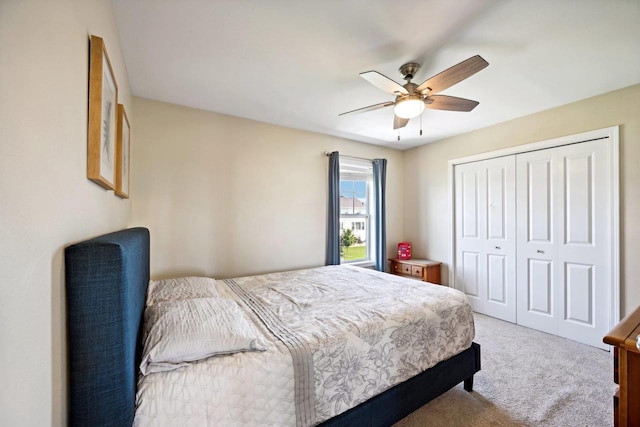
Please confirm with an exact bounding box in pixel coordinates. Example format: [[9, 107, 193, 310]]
[[388, 258, 442, 285]]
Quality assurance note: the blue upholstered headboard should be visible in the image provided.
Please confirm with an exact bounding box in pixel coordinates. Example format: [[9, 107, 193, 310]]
[[65, 227, 150, 427]]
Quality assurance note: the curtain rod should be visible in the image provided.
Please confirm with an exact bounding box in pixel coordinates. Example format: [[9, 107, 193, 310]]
[[323, 151, 373, 162]]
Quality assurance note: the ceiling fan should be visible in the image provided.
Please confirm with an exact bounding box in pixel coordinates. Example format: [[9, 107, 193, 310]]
[[340, 55, 489, 131]]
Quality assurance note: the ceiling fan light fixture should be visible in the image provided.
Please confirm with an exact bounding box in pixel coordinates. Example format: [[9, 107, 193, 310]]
[[394, 96, 425, 119]]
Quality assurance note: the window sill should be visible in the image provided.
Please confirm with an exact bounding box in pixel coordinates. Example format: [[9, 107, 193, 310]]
[[343, 260, 375, 269]]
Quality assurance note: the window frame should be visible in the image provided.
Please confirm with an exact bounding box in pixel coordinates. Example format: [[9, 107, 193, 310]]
[[339, 157, 376, 266]]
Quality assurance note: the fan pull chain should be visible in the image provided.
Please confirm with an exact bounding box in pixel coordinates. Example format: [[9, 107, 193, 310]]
[[420, 114, 423, 136], [398, 129, 400, 141]]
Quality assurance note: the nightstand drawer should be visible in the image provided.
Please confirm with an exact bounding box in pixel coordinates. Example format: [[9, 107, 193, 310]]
[[411, 266, 423, 277], [402, 264, 412, 274]]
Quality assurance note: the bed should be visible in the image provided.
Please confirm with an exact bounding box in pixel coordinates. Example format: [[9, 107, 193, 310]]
[[65, 227, 480, 426]]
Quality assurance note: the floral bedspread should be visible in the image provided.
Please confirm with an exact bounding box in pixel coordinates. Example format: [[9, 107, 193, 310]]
[[223, 265, 474, 424]]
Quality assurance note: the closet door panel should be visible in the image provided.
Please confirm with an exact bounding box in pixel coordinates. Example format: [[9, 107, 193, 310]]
[[487, 254, 507, 304], [528, 259, 553, 315], [487, 166, 506, 240], [517, 150, 558, 334], [461, 251, 480, 298], [564, 262, 593, 325], [517, 139, 611, 349], [461, 170, 480, 239], [484, 158, 516, 322], [565, 154, 593, 246], [455, 166, 486, 313], [455, 157, 516, 322], [526, 159, 553, 244], [556, 140, 610, 349]]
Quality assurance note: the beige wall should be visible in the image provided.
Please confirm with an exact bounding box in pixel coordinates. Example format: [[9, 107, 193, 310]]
[[0, 1, 132, 425], [403, 84, 640, 317], [131, 98, 404, 280]]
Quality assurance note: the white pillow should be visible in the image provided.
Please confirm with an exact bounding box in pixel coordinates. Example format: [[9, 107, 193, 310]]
[[140, 298, 265, 375], [146, 276, 218, 306]]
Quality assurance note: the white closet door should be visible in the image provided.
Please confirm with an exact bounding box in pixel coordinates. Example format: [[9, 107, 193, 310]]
[[455, 156, 516, 322], [516, 139, 611, 349], [455, 162, 485, 314]]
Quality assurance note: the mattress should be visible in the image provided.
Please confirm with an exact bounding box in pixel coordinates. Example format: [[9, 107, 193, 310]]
[[134, 265, 474, 426]]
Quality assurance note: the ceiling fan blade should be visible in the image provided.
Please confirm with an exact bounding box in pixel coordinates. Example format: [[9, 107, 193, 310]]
[[360, 71, 409, 95], [425, 95, 479, 112], [339, 101, 394, 116], [393, 115, 409, 129], [417, 55, 489, 94]]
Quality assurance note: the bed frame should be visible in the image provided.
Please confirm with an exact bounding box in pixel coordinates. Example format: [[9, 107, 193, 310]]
[[65, 227, 480, 426]]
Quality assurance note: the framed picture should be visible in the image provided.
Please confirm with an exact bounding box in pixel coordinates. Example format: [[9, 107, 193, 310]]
[[115, 104, 130, 199], [87, 35, 118, 190]]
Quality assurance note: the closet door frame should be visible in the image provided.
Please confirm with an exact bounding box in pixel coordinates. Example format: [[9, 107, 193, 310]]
[[448, 126, 620, 329]]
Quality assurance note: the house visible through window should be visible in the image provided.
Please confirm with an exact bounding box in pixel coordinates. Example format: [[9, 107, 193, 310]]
[[339, 157, 375, 264]]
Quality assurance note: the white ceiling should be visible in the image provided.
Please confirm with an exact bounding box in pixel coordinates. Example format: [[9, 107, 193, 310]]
[[112, 0, 640, 150]]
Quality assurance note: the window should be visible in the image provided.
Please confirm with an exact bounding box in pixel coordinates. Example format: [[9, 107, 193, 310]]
[[339, 157, 375, 264]]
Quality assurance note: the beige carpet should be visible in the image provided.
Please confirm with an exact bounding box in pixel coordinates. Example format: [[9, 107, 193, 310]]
[[393, 314, 615, 427]]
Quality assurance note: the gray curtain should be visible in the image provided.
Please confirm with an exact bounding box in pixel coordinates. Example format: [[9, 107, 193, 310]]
[[326, 151, 340, 265], [373, 159, 387, 271]]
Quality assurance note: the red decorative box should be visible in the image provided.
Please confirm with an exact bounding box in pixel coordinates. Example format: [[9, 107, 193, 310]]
[[397, 242, 412, 260]]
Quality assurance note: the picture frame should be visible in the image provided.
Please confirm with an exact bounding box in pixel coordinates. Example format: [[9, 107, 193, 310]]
[[115, 104, 130, 199], [87, 35, 118, 190]]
